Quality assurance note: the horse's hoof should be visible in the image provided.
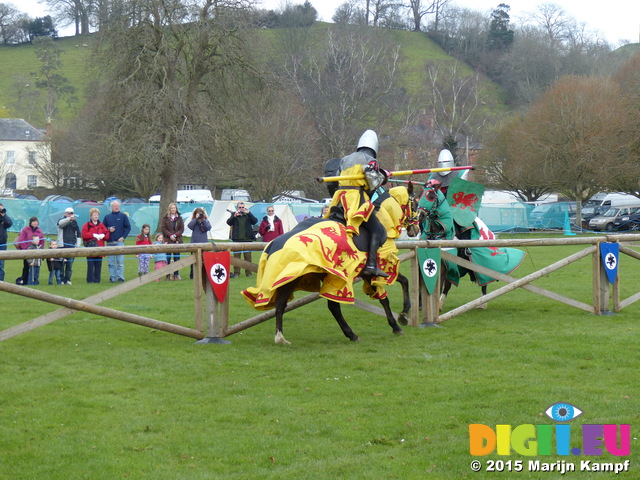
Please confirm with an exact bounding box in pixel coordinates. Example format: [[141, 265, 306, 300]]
[[393, 328, 404, 335], [349, 335, 360, 342], [397, 313, 409, 326], [274, 332, 291, 345]]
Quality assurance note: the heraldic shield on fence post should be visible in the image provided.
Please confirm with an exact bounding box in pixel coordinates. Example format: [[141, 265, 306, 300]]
[[417, 248, 441, 294], [600, 242, 619, 285], [197, 251, 232, 345]]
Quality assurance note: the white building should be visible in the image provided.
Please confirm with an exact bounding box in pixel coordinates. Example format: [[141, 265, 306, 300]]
[[0, 118, 52, 194]]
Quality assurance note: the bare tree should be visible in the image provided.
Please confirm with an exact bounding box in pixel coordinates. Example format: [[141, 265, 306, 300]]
[[519, 75, 627, 208], [284, 26, 401, 158], [79, 0, 262, 227], [405, 0, 435, 32], [42, 0, 93, 36], [0, 2, 28, 44], [423, 59, 493, 158]]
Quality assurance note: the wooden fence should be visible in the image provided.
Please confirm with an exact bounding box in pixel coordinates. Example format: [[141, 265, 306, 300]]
[[1, 234, 639, 343]]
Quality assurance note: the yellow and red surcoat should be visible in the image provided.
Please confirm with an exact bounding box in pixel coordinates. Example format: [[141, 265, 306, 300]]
[[326, 164, 375, 236], [242, 220, 367, 310]]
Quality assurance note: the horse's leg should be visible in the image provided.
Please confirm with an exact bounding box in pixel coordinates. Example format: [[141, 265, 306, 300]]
[[476, 285, 488, 309], [440, 278, 451, 312], [377, 296, 404, 335], [395, 272, 411, 326], [327, 300, 359, 342], [274, 281, 297, 345]]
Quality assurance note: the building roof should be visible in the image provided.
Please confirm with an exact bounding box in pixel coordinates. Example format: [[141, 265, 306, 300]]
[[0, 119, 46, 142]]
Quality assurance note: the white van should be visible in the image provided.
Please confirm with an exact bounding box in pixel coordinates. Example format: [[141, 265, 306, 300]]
[[149, 189, 214, 203], [585, 192, 640, 209], [221, 189, 251, 202]]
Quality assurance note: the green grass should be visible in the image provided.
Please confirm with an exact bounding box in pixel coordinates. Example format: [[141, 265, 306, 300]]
[[0, 36, 94, 122], [1, 234, 639, 479]]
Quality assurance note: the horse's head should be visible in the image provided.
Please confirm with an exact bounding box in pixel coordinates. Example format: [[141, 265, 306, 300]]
[[389, 184, 420, 238], [416, 179, 447, 240]]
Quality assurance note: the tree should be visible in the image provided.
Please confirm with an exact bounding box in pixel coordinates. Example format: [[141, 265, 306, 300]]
[[43, 0, 93, 36], [612, 53, 640, 195], [28, 16, 58, 41], [406, 0, 436, 32], [32, 36, 77, 124], [80, 0, 262, 227], [487, 3, 513, 51], [422, 59, 494, 161], [278, 1, 317, 28], [0, 2, 28, 44], [283, 26, 401, 158], [514, 76, 627, 219], [478, 115, 554, 201]]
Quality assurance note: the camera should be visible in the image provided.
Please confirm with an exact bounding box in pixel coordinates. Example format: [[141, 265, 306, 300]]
[[197, 213, 203, 219], [0, 208, 5, 214]]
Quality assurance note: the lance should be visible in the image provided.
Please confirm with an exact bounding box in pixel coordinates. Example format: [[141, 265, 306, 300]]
[[316, 165, 474, 183], [387, 179, 427, 186]]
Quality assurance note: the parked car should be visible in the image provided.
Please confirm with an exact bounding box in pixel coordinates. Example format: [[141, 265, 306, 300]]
[[612, 210, 640, 232], [588, 205, 640, 231], [529, 202, 577, 229], [579, 205, 607, 229]]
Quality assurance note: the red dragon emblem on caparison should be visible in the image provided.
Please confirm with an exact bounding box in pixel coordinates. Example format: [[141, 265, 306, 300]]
[[451, 192, 478, 211]]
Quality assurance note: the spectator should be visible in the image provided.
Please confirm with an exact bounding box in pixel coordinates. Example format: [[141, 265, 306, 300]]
[[26, 236, 43, 285], [46, 240, 63, 285], [57, 207, 82, 285], [226, 201, 257, 277], [136, 224, 152, 276], [161, 203, 184, 281], [82, 207, 109, 283], [103, 200, 131, 283], [258, 206, 284, 242], [0, 202, 13, 282], [153, 233, 169, 282], [187, 207, 212, 279], [15, 217, 45, 285]]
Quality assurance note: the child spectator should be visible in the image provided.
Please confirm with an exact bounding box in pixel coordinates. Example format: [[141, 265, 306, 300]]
[[27, 236, 43, 285], [47, 240, 63, 285], [153, 233, 169, 282], [136, 224, 153, 276]]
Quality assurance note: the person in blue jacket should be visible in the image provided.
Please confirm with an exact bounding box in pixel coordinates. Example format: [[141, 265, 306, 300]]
[[103, 200, 131, 283]]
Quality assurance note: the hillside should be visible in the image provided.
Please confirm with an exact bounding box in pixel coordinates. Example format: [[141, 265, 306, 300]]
[[0, 23, 509, 128], [0, 36, 94, 123]]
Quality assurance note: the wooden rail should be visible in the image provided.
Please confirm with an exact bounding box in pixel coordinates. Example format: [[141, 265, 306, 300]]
[[1, 234, 638, 342]]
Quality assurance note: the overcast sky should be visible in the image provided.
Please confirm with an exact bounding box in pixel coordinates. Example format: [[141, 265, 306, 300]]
[[10, 0, 640, 46]]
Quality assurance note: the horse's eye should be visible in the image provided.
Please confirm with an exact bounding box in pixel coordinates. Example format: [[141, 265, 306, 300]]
[[426, 190, 436, 202]]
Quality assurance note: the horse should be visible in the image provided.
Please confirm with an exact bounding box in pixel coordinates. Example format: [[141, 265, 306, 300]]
[[416, 181, 525, 311], [242, 186, 419, 344]]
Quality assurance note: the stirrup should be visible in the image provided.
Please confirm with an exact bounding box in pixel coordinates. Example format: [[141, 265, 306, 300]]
[[362, 264, 389, 279]]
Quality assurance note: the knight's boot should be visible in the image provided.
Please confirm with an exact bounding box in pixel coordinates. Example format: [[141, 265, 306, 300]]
[[361, 235, 389, 279]]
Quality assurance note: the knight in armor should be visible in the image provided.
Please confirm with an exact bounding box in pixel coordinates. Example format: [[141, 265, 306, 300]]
[[428, 149, 459, 197], [325, 129, 389, 279]]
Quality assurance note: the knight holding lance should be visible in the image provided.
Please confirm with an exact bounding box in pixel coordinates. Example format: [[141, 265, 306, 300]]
[[325, 129, 389, 279]]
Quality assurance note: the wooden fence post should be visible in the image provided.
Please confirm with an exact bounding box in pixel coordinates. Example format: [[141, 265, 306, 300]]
[[409, 249, 420, 327], [196, 283, 231, 344], [592, 241, 613, 315]]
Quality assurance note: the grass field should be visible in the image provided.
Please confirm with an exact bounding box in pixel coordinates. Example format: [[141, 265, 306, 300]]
[[1, 235, 638, 479]]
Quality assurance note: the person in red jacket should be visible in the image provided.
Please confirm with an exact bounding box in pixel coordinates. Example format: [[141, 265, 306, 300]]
[[81, 208, 110, 283], [258, 206, 284, 242]]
